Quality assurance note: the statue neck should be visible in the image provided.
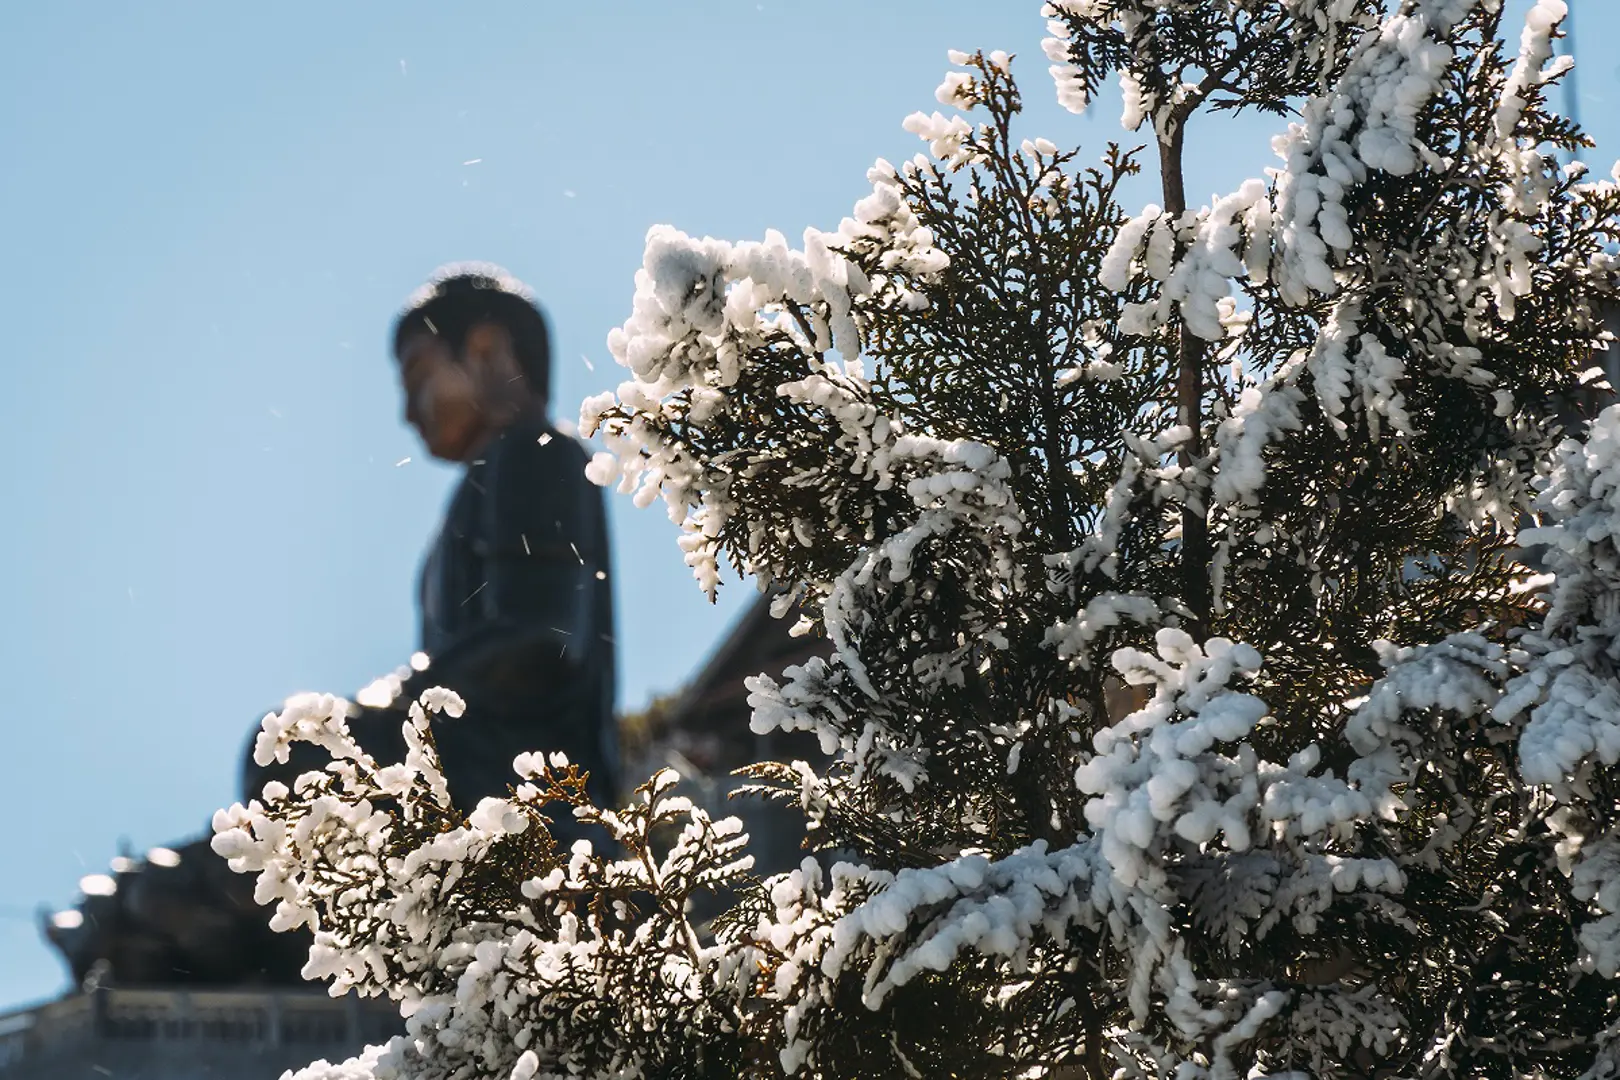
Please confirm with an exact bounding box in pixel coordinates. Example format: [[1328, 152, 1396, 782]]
[[463, 397, 547, 461]]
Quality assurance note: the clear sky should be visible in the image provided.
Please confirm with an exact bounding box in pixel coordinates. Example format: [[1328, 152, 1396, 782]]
[[0, 1, 1612, 1010]]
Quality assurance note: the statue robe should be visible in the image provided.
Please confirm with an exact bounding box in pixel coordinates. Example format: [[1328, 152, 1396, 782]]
[[408, 407, 619, 808], [241, 408, 619, 813]]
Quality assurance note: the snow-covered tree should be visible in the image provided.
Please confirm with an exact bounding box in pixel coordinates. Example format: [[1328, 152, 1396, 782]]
[[213, 2, 1620, 1076]]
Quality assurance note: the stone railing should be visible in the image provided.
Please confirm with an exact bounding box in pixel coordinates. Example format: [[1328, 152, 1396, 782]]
[[0, 987, 401, 1079]]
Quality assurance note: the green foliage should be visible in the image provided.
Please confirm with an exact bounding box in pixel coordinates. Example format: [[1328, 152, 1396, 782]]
[[224, 5, 1620, 1078]]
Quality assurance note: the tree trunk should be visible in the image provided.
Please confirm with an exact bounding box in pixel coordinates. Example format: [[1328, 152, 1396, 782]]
[[1159, 119, 1211, 632]]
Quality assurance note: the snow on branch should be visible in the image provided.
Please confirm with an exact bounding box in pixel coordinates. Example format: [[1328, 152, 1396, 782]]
[[215, 18, 1620, 1078]]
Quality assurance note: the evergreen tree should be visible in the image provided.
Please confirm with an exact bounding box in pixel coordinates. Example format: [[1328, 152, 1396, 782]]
[[213, 2, 1620, 1076]]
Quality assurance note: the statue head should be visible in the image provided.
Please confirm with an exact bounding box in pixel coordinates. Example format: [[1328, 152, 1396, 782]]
[[391, 264, 552, 462]]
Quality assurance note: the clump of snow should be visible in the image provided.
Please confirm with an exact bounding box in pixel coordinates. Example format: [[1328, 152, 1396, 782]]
[[581, 156, 947, 598]]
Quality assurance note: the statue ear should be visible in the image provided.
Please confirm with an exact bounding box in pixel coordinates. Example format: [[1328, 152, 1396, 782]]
[[462, 321, 523, 384]]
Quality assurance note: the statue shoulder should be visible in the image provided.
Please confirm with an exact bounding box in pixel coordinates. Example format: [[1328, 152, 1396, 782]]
[[493, 414, 589, 472], [482, 417, 598, 527]]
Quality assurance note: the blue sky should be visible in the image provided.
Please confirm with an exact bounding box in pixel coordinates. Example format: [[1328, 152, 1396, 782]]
[[0, 1, 1612, 1010]]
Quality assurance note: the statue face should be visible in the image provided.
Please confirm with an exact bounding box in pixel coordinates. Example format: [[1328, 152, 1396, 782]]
[[398, 331, 483, 462], [397, 322, 527, 462]]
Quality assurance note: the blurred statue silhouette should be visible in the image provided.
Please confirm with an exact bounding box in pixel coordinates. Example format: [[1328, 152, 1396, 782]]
[[47, 265, 619, 988], [242, 265, 620, 816]]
